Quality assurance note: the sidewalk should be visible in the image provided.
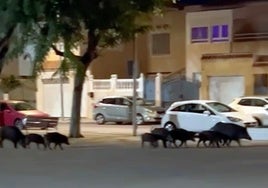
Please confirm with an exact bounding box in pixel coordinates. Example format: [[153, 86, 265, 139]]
[[31, 119, 268, 148]]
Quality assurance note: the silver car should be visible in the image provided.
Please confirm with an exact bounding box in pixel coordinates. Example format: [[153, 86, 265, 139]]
[[93, 96, 165, 125]]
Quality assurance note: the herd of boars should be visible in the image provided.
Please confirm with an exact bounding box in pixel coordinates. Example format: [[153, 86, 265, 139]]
[[141, 122, 252, 148], [0, 126, 70, 150]]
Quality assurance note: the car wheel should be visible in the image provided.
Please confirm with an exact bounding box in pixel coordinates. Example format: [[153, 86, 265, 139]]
[[255, 118, 262, 127], [164, 122, 176, 131], [136, 114, 144, 125], [14, 119, 24, 130], [95, 114, 105, 125]]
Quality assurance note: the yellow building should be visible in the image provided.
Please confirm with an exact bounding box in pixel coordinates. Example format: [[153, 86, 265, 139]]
[[36, 1, 268, 105]]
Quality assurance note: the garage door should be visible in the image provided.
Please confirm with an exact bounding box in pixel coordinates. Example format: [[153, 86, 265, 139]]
[[209, 76, 245, 104]]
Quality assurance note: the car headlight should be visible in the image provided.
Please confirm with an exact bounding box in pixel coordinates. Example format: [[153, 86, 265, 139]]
[[145, 108, 153, 113], [227, 116, 242, 122], [22, 118, 27, 125]]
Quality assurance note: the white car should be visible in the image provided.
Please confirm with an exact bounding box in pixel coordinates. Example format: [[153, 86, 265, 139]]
[[161, 100, 257, 132], [229, 96, 268, 126]]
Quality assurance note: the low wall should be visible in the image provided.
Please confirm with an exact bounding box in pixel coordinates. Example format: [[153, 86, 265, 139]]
[[248, 128, 268, 141]]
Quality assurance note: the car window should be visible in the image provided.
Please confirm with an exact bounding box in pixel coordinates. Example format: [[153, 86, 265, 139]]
[[187, 103, 208, 114], [206, 102, 236, 112], [10, 102, 35, 111], [252, 99, 267, 107], [122, 99, 131, 106], [170, 103, 208, 114], [170, 104, 187, 112], [101, 98, 116, 104], [238, 99, 251, 106]]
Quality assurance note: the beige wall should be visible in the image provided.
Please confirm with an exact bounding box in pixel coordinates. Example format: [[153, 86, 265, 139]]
[[201, 57, 254, 100], [90, 9, 186, 78], [186, 9, 233, 80], [232, 41, 268, 54], [147, 9, 185, 75]]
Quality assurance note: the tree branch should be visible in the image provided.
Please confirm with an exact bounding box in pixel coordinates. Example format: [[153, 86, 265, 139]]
[[51, 44, 64, 57]]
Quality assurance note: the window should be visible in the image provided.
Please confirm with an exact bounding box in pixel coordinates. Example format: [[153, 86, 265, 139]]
[[211, 25, 229, 42], [238, 99, 252, 106], [254, 74, 268, 95], [252, 99, 267, 107], [191, 27, 208, 43], [151, 33, 170, 55], [102, 98, 115, 104], [171, 104, 187, 112]]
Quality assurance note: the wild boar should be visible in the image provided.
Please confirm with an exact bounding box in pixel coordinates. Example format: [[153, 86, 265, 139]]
[[151, 128, 173, 148], [44, 132, 70, 150], [25, 133, 46, 149], [0, 126, 26, 149], [141, 133, 159, 148], [210, 122, 252, 146], [169, 128, 196, 147]]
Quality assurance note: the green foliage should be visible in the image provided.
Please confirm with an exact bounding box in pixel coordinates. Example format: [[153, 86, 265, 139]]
[[0, 0, 168, 68], [0, 0, 169, 137], [0, 75, 21, 93]]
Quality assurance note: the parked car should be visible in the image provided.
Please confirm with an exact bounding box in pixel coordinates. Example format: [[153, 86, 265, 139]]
[[229, 96, 268, 126], [161, 100, 258, 132], [93, 96, 165, 125], [0, 100, 50, 129]]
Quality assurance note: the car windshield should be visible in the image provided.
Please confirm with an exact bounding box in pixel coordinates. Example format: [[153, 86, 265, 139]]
[[10, 102, 36, 111], [206, 102, 236, 112]]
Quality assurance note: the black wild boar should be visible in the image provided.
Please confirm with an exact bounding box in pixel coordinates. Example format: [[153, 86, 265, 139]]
[[0, 126, 26, 148], [25, 133, 46, 149], [210, 122, 252, 146], [141, 133, 159, 148], [197, 130, 223, 148], [169, 128, 196, 147], [151, 128, 173, 148], [44, 132, 70, 150]]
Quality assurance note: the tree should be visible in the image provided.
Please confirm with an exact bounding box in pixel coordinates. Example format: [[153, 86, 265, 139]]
[[0, 0, 169, 138], [0, 75, 21, 100]]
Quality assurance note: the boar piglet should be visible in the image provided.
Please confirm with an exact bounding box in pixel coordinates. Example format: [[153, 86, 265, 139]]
[[169, 128, 196, 147], [151, 128, 173, 148], [44, 132, 70, 150], [141, 133, 159, 148], [25, 133, 46, 149]]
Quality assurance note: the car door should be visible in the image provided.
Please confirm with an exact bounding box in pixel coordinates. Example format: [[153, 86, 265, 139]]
[[176, 103, 219, 132], [114, 98, 131, 121], [99, 98, 117, 121]]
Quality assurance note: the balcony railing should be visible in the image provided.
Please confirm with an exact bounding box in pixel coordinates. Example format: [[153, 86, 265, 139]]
[[233, 32, 268, 42]]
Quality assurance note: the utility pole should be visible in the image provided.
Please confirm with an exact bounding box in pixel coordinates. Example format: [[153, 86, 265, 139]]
[[59, 43, 64, 120], [132, 34, 138, 136]]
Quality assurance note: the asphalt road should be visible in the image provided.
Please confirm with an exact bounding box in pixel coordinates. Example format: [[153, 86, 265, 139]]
[[1, 123, 268, 188], [1, 144, 268, 188]]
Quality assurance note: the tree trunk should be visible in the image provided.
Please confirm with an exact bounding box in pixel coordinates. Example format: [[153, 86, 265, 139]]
[[68, 30, 97, 138], [69, 67, 87, 138]]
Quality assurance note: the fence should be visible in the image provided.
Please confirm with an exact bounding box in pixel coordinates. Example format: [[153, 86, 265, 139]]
[[37, 71, 157, 119]]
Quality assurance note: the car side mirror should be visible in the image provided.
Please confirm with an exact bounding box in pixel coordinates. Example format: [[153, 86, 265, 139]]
[[203, 110, 211, 115]]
